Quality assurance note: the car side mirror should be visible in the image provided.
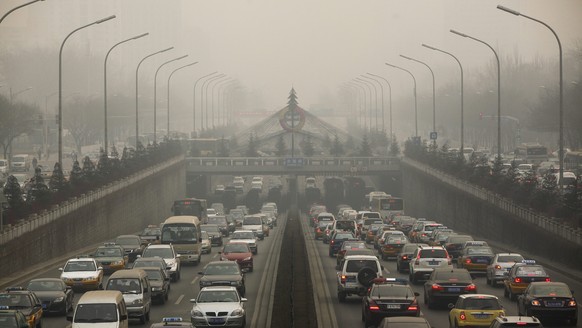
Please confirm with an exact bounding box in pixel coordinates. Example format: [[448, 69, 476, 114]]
[[66, 315, 73, 322], [58, 268, 64, 272], [190, 298, 197, 303], [414, 292, 420, 297], [143, 288, 148, 293], [448, 303, 455, 309], [97, 266, 103, 271], [176, 254, 181, 258], [198, 272, 204, 275], [120, 314, 128, 320]]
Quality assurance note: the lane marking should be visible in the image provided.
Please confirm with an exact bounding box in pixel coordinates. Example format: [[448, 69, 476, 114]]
[[175, 294, 184, 305], [191, 277, 199, 285]]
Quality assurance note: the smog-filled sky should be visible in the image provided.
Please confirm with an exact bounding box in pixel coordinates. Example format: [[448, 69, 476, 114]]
[[1, 0, 581, 116]]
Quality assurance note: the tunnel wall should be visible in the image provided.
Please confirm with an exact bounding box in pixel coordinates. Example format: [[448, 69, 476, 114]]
[[0, 157, 186, 278], [401, 158, 582, 271]]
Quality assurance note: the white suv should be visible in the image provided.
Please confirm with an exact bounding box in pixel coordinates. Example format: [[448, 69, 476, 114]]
[[141, 244, 181, 282], [409, 246, 452, 284], [336, 255, 384, 302]]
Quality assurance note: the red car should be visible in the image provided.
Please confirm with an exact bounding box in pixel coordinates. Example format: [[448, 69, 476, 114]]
[[220, 242, 254, 272]]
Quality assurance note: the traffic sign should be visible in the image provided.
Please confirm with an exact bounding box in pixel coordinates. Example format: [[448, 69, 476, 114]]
[[430, 132, 438, 140], [284, 158, 304, 167], [279, 107, 305, 132]]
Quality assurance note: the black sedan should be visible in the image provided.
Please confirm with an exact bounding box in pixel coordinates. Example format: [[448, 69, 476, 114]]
[[423, 268, 477, 309], [198, 261, 246, 297], [26, 278, 74, 315], [397, 243, 427, 273], [517, 281, 578, 326], [201, 224, 223, 246], [141, 267, 171, 304], [361, 280, 420, 327], [328, 231, 357, 257]]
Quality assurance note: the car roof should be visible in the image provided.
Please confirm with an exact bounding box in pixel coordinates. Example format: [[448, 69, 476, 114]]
[[145, 244, 172, 249], [199, 286, 238, 292], [458, 294, 499, 300], [344, 255, 379, 260]]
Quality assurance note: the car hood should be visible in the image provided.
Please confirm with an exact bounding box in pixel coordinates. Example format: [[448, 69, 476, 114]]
[[95, 257, 122, 263], [242, 224, 262, 230], [148, 280, 165, 288], [200, 274, 242, 282], [31, 290, 65, 300], [222, 253, 252, 260], [61, 271, 99, 279], [194, 302, 242, 314], [230, 239, 256, 244], [72, 322, 119, 328]]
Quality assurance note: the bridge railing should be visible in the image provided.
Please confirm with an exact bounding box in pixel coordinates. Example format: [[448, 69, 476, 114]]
[[403, 157, 582, 247], [186, 156, 400, 173]]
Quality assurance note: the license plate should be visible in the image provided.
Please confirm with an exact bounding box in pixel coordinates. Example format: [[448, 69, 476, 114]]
[[448, 287, 461, 292], [428, 261, 439, 265], [476, 259, 489, 263], [473, 314, 490, 319], [209, 318, 225, 324], [546, 302, 562, 307], [385, 304, 400, 309], [42, 304, 47, 309]]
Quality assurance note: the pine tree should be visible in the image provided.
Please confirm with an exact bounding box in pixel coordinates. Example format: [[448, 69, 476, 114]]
[[69, 160, 83, 189], [97, 148, 112, 178], [287, 87, 298, 109], [275, 135, 287, 156], [246, 134, 258, 157], [302, 135, 315, 157], [82, 156, 97, 185], [3, 175, 24, 209], [389, 135, 400, 156], [359, 135, 372, 156], [330, 135, 344, 157], [26, 167, 50, 204], [49, 162, 68, 192]]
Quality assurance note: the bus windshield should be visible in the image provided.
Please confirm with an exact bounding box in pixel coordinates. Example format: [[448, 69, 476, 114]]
[[161, 224, 198, 244], [379, 198, 404, 211], [172, 199, 205, 217]]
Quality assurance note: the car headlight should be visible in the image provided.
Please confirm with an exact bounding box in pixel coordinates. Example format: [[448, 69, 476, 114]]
[[231, 308, 244, 316], [113, 260, 124, 265], [132, 299, 143, 305], [152, 287, 162, 291], [54, 297, 64, 302], [250, 243, 256, 248], [191, 309, 204, 317], [83, 277, 97, 282], [243, 257, 252, 261]]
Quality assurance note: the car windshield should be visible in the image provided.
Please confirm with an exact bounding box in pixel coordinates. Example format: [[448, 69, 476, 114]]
[[232, 232, 255, 239], [371, 285, 415, 298], [207, 217, 227, 225], [335, 221, 355, 230], [64, 261, 96, 272], [27, 280, 62, 291], [516, 266, 547, 277], [106, 278, 141, 294], [0, 294, 32, 307], [94, 247, 123, 258], [223, 244, 249, 253], [144, 270, 163, 281], [387, 236, 408, 243], [463, 298, 502, 310], [201, 225, 220, 233], [434, 270, 472, 281], [115, 237, 140, 247], [141, 227, 160, 236], [531, 284, 572, 297], [143, 247, 173, 258], [197, 290, 239, 303], [243, 217, 262, 225], [73, 303, 117, 323], [342, 242, 365, 250], [498, 255, 524, 262], [133, 260, 164, 270], [334, 233, 354, 239], [419, 249, 447, 258], [346, 260, 377, 273], [466, 247, 494, 256], [205, 264, 240, 275]]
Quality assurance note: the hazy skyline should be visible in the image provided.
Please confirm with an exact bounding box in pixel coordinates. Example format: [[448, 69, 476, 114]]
[[1, 0, 581, 118]]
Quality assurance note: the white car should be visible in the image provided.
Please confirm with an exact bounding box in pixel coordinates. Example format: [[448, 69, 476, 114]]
[[486, 253, 524, 286], [190, 287, 246, 328], [250, 181, 262, 191], [59, 257, 104, 290], [142, 244, 181, 282], [0, 159, 8, 173], [409, 246, 453, 284], [229, 230, 258, 254]]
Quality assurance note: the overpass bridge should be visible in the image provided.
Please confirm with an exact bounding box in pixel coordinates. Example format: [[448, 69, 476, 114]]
[[186, 156, 400, 175]]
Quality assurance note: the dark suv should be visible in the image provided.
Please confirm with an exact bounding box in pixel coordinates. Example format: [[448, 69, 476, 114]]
[[198, 261, 246, 297]]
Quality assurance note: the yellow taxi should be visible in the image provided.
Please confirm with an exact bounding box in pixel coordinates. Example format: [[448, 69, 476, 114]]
[[503, 260, 550, 300], [0, 287, 43, 328], [449, 294, 505, 327], [92, 243, 128, 274], [59, 257, 104, 290], [0, 308, 29, 328], [457, 244, 495, 274]]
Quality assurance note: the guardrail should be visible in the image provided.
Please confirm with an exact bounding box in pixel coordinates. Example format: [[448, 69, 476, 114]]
[[402, 157, 582, 247], [0, 156, 184, 245], [186, 156, 400, 174]]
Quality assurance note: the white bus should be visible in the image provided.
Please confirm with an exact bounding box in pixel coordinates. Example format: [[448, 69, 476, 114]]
[[160, 216, 202, 264]]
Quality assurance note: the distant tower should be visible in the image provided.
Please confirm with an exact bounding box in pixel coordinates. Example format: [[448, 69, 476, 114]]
[[288, 88, 298, 157]]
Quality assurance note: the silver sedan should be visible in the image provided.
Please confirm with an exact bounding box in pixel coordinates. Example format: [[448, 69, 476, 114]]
[[190, 286, 247, 328]]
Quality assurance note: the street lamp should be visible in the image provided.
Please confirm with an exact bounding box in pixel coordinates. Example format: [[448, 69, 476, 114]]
[[400, 55, 436, 141], [385, 63, 418, 138], [203, 74, 226, 131], [355, 77, 378, 132], [215, 80, 235, 127], [104, 32, 149, 153], [366, 73, 392, 141], [211, 78, 232, 129], [0, 0, 44, 25], [497, 4, 565, 191], [200, 73, 223, 131], [353, 79, 373, 132], [451, 29, 501, 163], [192, 71, 218, 135], [167, 62, 198, 138], [154, 55, 188, 142], [135, 47, 174, 148], [422, 43, 465, 156], [360, 75, 384, 134], [58, 14, 116, 166], [348, 81, 368, 130]]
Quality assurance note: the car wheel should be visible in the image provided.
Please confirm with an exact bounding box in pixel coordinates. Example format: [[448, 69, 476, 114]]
[[139, 314, 146, 324], [159, 295, 165, 304], [509, 290, 516, 301], [411, 273, 418, 285], [570, 317, 578, 326], [337, 291, 346, 302], [454, 319, 460, 328]]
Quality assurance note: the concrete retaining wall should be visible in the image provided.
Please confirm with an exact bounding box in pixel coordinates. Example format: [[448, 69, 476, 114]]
[[0, 157, 186, 277], [401, 158, 582, 271]]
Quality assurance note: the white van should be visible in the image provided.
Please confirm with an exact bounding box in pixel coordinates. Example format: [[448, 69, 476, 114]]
[[10, 154, 31, 172], [242, 215, 265, 239], [105, 269, 151, 324], [0, 159, 8, 173], [67, 290, 129, 328]]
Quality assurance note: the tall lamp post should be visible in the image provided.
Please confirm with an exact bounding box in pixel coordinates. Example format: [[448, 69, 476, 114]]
[[0, 0, 44, 25], [200, 73, 224, 131], [422, 44, 465, 157], [367, 73, 392, 141], [341, 84, 360, 126], [216, 80, 235, 127], [497, 5, 565, 191], [167, 62, 197, 138], [211, 77, 231, 129], [104, 32, 149, 153], [154, 55, 188, 142], [192, 71, 218, 135], [451, 29, 501, 163], [400, 55, 436, 141], [386, 63, 418, 138], [348, 81, 368, 130], [361, 74, 384, 134], [135, 47, 174, 148], [58, 15, 116, 166], [355, 77, 378, 132], [203, 74, 226, 131]]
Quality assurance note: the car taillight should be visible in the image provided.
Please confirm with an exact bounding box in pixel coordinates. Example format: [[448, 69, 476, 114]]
[[459, 311, 466, 321], [316, 228, 321, 233], [340, 275, 346, 283], [331, 240, 335, 245], [514, 277, 522, 283], [368, 300, 380, 311], [494, 265, 502, 270], [408, 304, 418, 311], [465, 258, 471, 264], [545, 278, 551, 282], [431, 284, 444, 291], [531, 300, 541, 306], [464, 284, 477, 292], [402, 255, 408, 260]]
